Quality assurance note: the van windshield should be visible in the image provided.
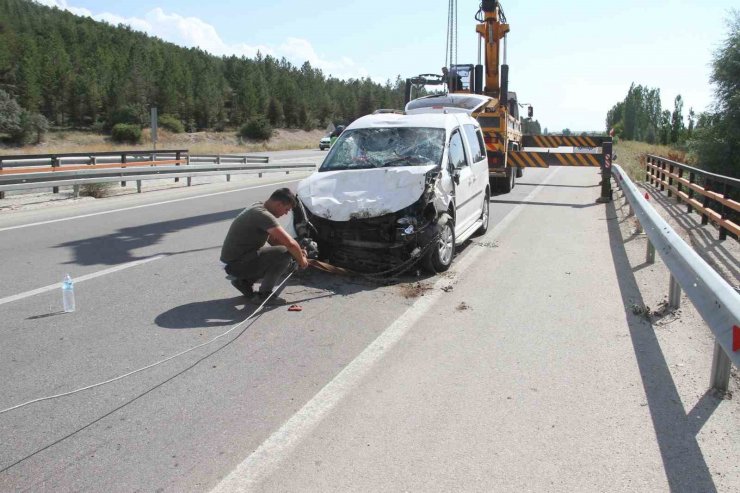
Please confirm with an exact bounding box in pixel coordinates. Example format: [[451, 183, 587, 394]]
[[320, 127, 445, 171]]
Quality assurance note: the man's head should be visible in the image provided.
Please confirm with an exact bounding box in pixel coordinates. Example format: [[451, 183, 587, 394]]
[[264, 187, 297, 217]]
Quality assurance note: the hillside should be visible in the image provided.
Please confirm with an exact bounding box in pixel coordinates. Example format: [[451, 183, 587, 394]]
[[0, 0, 404, 134]]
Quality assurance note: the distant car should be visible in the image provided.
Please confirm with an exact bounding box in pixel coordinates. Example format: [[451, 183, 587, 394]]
[[319, 136, 331, 150]]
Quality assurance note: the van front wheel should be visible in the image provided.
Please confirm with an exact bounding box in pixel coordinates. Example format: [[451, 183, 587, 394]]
[[423, 213, 455, 273]]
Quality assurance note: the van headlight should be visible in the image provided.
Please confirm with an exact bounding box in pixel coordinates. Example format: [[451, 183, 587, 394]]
[[397, 216, 416, 226]]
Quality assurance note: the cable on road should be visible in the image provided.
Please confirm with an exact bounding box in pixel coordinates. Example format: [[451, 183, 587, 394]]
[[0, 271, 295, 416]]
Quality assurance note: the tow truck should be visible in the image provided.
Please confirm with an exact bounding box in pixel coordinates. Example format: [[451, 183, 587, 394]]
[[404, 0, 530, 193]]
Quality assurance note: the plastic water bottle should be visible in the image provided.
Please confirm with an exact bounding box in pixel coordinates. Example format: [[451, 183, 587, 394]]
[[62, 274, 75, 313]]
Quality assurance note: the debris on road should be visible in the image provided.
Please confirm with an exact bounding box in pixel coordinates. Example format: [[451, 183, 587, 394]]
[[456, 302, 470, 311], [400, 282, 432, 299]]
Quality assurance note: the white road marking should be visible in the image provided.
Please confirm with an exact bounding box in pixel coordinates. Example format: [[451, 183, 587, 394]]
[[0, 178, 301, 233], [211, 169, 561, 492], [0, 255, 165, 307]]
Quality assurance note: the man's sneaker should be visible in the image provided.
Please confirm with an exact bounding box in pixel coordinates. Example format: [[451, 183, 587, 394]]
[[231, 279, 254, 297], [253, 291, 288, 306]]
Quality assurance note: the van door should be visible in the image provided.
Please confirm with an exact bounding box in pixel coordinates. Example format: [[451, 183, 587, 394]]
[[448, 129, 477, 233], [463, 123, 489, 206]]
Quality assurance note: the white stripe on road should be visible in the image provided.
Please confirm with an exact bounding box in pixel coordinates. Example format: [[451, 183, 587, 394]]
[[0, 255, 165, 307], [0, 178, 301, 233], [211, 169, 561, 492]]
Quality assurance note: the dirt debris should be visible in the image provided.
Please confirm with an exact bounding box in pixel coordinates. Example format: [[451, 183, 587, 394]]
[[456, 301, 470, 311], [399, 281, 433, 299]]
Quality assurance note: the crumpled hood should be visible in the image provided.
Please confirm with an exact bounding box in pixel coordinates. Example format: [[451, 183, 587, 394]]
[[297, 166, 435, 221]]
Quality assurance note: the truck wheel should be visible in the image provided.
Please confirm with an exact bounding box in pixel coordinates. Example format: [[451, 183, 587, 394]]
[[423, 213, 455, 273], [516, 167, 523, 178], [493, 167, 515, 193], [474, 191, 490, 236]]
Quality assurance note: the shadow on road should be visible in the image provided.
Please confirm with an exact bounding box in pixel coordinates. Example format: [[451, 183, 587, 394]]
[[490, 198, 598, 209], [55, 209, 240, 266], [514, 182, 600, 188], [605, 200, 721, 493]]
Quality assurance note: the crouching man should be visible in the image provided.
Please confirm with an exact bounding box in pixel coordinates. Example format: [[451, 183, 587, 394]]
[[220, 188, 309, 304]]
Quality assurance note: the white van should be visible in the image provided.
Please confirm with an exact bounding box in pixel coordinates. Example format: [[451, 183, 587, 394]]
[[294, 112, 490, 273]]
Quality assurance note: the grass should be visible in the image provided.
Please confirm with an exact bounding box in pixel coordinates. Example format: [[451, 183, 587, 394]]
[[614, 140, 689, 183], [0, 127, 328, 156]]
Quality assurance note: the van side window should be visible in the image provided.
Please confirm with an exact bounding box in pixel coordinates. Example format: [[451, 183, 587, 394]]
[[449, 130, 468, 168], [463, 124, 486, 162]]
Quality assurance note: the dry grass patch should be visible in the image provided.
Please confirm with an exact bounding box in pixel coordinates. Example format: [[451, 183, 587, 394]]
[[614, 140, 690, 182], [0, 128, 328, 156]]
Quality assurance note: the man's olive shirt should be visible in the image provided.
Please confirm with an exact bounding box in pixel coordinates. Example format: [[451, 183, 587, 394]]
[[220, 204, 279, 263]]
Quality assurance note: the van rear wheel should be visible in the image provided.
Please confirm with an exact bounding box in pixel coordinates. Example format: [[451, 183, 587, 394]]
[[423, 213, 455, 273], [474, 191, 490, 236]]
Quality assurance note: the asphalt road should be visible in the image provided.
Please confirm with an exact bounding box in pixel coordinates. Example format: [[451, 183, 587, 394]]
[[0, 156, 737, 492]]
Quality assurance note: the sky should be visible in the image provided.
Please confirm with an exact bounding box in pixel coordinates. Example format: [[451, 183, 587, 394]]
[[35, 0, 738, 132]]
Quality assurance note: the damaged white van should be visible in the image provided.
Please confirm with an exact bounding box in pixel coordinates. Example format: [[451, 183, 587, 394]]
[[294, 111, 490, 273]]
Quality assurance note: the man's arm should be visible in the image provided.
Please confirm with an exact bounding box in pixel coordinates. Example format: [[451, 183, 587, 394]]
[[267, 225, 309, 269]]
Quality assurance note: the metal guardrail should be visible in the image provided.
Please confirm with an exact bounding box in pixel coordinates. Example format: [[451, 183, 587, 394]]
[[645, 154, 740, 240], [614, 163, 740, 392], [0, 151, 315, 196]]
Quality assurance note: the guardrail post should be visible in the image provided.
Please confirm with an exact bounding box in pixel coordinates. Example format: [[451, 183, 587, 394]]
[[171, 152, 179, 184], [596, 141, 613, 203], [710, 341, 731, 392], [0, 158, 4, 199], [52, 156, 60, 194], [73, 185, 80, 198], [667, 163, 674, 197], [687, 171, 695, 213], [646, 239, 655, 264], [668, 274, 681, 308], [184, 152, 192, 187], [702, 179, 711, 226], [121, 153, 127, 188], [659, 159, 666, 192], [719, 182, 728, 241], [137, 180, 142, 193], [675, 168, 683, 202], [645, 155, 651, 184]]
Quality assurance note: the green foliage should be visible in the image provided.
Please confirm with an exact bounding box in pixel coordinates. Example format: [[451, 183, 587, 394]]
[[521, 118, 541, 135], [239, 117, 273, 141], [111, 123, 142, 144], [0, 89, 47, 144], [0, 89, 23, 137], [158, 114, 184, 133], [108, 105, 142, 128], [19, 111, 49, 144], [607, 83, 663, 141], [670, 95, 684, 144], [0, 0, 406, 134], [690, 11, 740, 177], [267, 98, 284, 126]]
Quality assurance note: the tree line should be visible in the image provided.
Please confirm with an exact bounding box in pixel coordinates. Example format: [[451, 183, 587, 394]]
[[0, 0, 407, 143], [605, 11, 739, 177]]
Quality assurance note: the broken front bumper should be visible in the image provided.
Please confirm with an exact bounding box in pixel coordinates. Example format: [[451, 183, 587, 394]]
[[304, 209, 434, 273]]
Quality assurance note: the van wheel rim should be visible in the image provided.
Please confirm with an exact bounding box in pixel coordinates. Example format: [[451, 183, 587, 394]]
[[438, 224, 454, 264], [481, 197, 489, 225]]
